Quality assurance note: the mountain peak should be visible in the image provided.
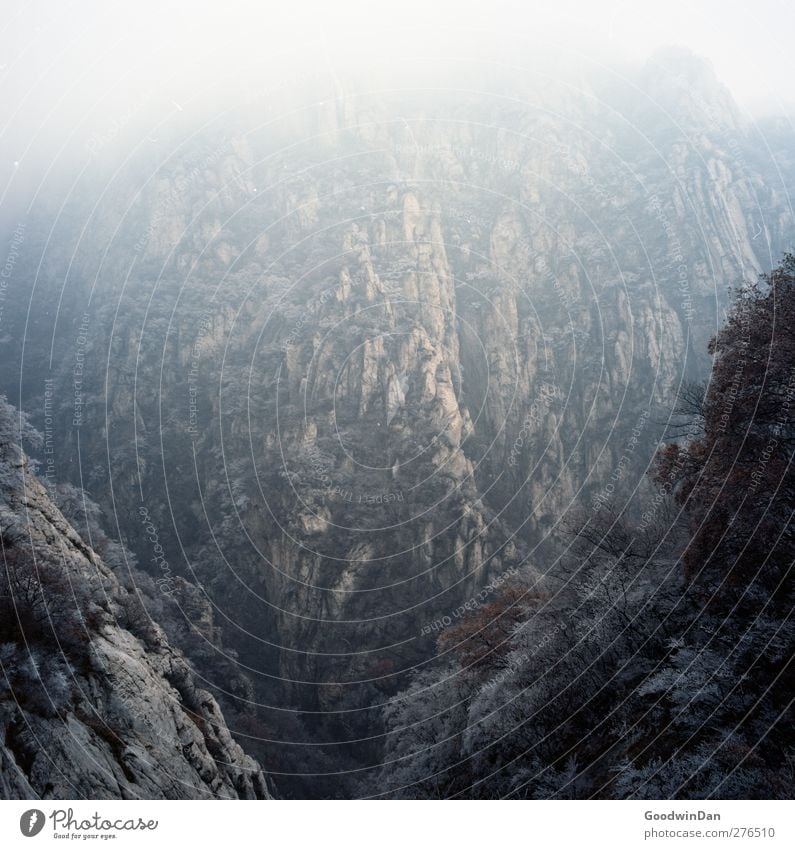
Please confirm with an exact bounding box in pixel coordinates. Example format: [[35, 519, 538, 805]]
[[639, 45, 742, 132]]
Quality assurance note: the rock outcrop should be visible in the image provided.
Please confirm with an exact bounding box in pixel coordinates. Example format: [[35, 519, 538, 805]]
[[1, 49, 794, 794], [0, 412, 271, 799]]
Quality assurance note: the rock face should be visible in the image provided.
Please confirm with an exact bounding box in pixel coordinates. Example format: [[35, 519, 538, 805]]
[[0, 421, 271, 799], [1, 49, 794, 793]]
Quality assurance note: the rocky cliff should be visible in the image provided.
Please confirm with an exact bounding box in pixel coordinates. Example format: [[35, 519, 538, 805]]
[[1, 49, 794, 794], [0, 404, 271, 799]]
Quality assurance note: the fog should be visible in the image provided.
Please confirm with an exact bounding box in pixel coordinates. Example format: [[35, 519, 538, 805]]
[[1, 0, 794, 232], [2, 0, 795, 807]]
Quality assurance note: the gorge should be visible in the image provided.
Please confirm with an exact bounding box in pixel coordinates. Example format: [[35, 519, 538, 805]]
[[1, 43, 793, 799]]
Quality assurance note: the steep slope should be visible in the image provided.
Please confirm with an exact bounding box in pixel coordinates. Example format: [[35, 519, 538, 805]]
[[1, 49, 793, 793], [0, 401, 271, 799], [369, 259, 795, 799]]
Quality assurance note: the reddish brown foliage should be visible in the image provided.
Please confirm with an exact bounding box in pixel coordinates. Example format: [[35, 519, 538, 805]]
[[654, 255, 795, 599], [437, 582, 543, 669]]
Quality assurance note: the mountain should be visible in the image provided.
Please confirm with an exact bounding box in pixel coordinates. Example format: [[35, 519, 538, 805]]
[[0, 400, 271, 799], [367, 257, 795, 799], [1, 48, 793, 796]]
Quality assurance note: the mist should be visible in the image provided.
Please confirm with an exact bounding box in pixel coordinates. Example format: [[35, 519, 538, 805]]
[[2, 0, 795, 230], [1, 0, 795, 813]]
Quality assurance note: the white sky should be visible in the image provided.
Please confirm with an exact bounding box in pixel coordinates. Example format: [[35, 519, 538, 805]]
[[1, 0, 794, 201], [3, 0, 794, 112], [575, 0, 795, 114]]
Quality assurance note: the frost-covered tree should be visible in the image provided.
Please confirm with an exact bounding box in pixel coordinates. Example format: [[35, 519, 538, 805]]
[[373, 259, 795, 799]]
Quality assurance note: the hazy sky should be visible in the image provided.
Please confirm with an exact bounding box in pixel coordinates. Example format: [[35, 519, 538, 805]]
[[3, 0, 794, 112], [1, 0, 794, 216], [580, 0, 795, 113]]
